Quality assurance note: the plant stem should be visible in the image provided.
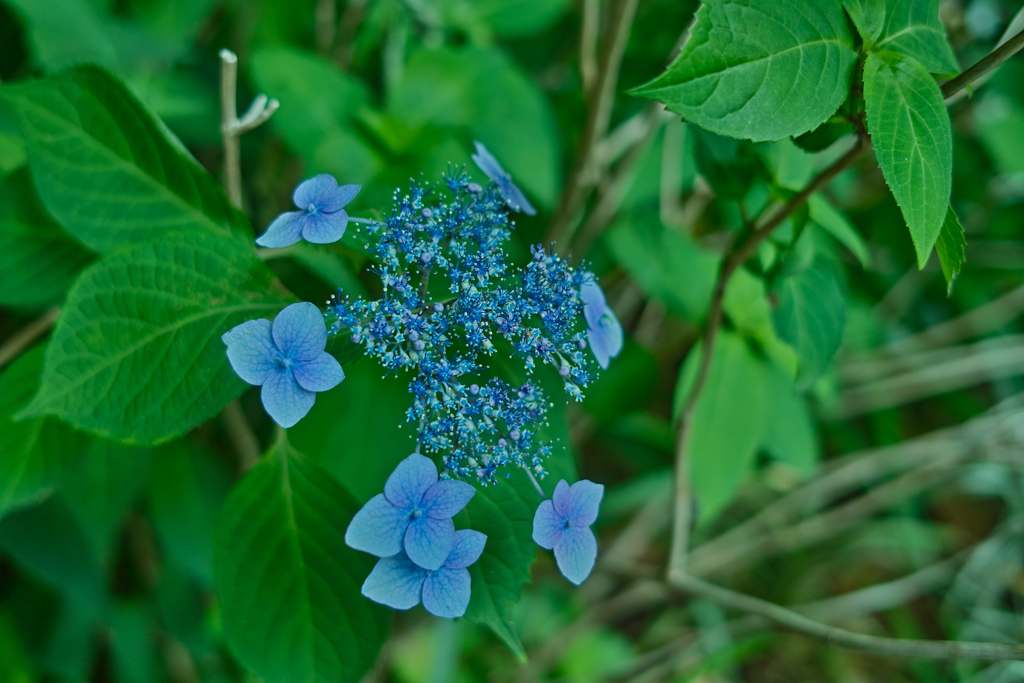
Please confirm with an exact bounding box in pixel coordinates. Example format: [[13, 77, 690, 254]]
[[667, 573, 1024, 661], [0, 307, 60, 369], [667, 135, 870, 580], [941, 27, 1024, 99], [219, 49, 242, 208]]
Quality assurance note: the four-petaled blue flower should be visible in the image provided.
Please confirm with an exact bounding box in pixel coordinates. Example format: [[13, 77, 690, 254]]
[[222, 302, 345, 428], [346, 454, 476, 570], [580, 276, 623, 370], [471, 141, 537, 216], [256, 174, 360, 247], [361, 529, 486, 618], [532, 479, 604, 585]]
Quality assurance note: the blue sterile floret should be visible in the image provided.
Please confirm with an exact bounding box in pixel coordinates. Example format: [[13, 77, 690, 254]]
[[361, 529, 487, 618], [580, 276, 624, 370], [327, 167, 599, 483], [471, 141, 537, 216], [221, 302, 345, 427], [256, 174, 360, 247], [345, 453, 475, 570], [532, 479, 604, 585]]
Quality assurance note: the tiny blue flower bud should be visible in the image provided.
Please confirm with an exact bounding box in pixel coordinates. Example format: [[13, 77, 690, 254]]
[[509, 430, 521, 442], [414, 340, 426, 352], [467, 182, 483, 194], [434, 303, 444, 313], [469, 384, 480, 395]]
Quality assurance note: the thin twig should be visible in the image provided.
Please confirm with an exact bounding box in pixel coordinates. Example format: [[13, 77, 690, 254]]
[[668, 573, 1024, 661], [547, 0, 641, 247], [0, 307, 60, 369], [219, 49, 242, 208], [580, 0, 600, 97], [941, 28, 1024, 99]]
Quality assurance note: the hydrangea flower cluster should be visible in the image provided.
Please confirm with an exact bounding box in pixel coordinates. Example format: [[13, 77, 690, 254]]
[[346, 454, 484, 618], [323, 151, 613, 484]]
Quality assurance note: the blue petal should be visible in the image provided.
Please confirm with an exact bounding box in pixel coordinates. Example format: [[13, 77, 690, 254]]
[[404, 516, 454, 571], [333, 184, 361, 207], [361, 552, 425, 610], [292, 353, 345, 392], [501, 178, 537, 216], [272, 303, 327, 362], [443, 529, 487, 569], [260, 368, 316, 428], [222, 318, 277, 385], [588, 311, 623, 370], [256, 211, 306, 248], [531, 499, 563, 550], [292, 174, 339, 210], [420, 480, 475, 519], [421, 567, 471, 618], [551, 480, 573, 518], [344, 493, 410, 558], [384, 454, 438, 509], [471, 141, 505, 182], [554, 525, 597, 585], [300, 210, 349, 244], [580, 277, 608, 330], [565, 480, 604, 527]]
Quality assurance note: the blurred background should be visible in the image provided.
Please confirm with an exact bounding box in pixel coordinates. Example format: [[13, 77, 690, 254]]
[[2, 0, 1024, 681]]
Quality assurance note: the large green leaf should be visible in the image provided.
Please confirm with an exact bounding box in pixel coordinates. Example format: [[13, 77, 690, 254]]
[[2, 66, 250, 253], [875, 0, 959, 75], [772, 260, 847, 387], [843, 0, 885, 44], [863, 51, 952, 268], [605, 219, 717, 321], [215, 437, 388, 683], [389, 47, 561, 207], [461, 471, 542, 661], [149, 441, 231, 586], [17, 231, 291, 445], [0, 347, 82, 520], [0, 167, 94, 308], [760, 366, 819, 476], [935, 204, 966, 295], [59, 439, 151, 565], [248, 47, 381, 184], [675, 332, 768, 521], [632, 0, 857, 142]]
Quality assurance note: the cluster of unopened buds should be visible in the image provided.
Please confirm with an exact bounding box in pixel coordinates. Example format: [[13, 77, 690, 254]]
[[222, 143, 621, 615]]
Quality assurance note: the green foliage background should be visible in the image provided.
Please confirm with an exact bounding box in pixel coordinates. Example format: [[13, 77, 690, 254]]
[[0, 0, 1023, 681]]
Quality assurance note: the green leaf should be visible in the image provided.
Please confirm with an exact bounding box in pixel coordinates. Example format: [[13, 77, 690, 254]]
[[674, 332, 768, 521], [605, 218, 717, 321], [17, 231, 291, 445], [692, 128, 768, 200], [863, 51, 952, 268], [3, 0, 118, 71], [875, 0, 959, 75], [772, 260, 847, 387], [451, 0, 573, 37], [248, 47, 381, 184], [808, 193, 870, 267], [289, 362, 417, 503], [935, 204, 966, 295], [215, 437, 388, 683], [149, 441, 231, 586], [760, 366, 819, 476], [843, 0, 886, 43], [0, 167, 95, 308], [632, 0, 857, 142], [389, 47, 561, 207], [0, 347, 82, 520], [461, 470, 541, 661], [2, 66, 250, 253], [59, 439, 151, 565], [0, 496, 105, 613]]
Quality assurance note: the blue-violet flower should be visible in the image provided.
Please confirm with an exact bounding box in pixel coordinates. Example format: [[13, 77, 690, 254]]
[[580, 276, 623, 370], [532, 479, 604, 585], [256, 174, 360, 247], [346, 453, 475, 570], [472, 141, 536, 216], [361, 529, 487, 618], [222, 302, 345, 428]]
